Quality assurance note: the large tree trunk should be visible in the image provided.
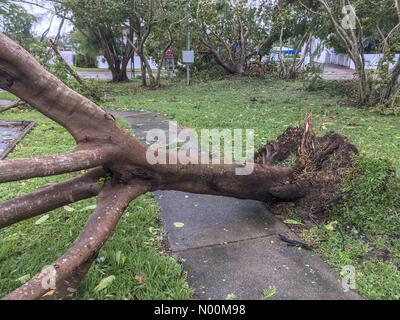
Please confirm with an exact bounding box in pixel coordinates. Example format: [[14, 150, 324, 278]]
[[318, 0, 371, 106], [96, 29, 130, 83], [379, 57, 400, 106], [0, 33, 354, 300], [355, 59, 370, 105]]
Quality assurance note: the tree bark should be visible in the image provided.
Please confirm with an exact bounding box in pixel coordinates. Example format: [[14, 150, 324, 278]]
[[94, 28, 131, 83]]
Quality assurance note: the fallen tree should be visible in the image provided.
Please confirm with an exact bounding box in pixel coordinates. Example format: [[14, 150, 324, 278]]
[[0, 33, 357, 300]]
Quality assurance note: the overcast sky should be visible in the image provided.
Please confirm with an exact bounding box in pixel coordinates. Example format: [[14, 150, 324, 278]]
[[18, 1, 73, 37], [18, 0, 263, 37]]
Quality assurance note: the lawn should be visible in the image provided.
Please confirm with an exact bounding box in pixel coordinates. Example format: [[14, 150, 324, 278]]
[[99, 77, 400, 300], [73, 67, 111, 72], [0, 91, 17, 101], [0, 77, 399, 300], [0, 111, 192, 300]]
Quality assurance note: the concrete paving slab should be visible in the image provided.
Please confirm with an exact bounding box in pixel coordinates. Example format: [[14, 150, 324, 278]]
[[111, 110, 171, 142], [155, 191, 288, 251], [177, 235, 361, 300]]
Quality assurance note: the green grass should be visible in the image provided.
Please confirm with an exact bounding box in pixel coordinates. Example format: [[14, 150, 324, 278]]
[[0, 91, 17, 101], [97, 77, 400, 300], [302, 156, 400, 300], [0, 111, 192, 300], [1, 77, 399, 300], [73, 67, 111, 72], [100, 78, 400, 162]]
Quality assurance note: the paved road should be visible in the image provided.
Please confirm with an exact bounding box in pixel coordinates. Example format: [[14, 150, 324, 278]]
[[79, 64, 355, 81], [321, 64, 355, 80], [112, 110, 361, 300]]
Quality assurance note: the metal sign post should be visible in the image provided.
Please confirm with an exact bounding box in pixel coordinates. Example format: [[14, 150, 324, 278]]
[[184, 0, 191, 86]]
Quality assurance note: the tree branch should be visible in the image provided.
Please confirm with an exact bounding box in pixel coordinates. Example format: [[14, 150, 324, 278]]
[[49, 40, 101, 102], [0, 168, 105, 229], [4, 181, 151, 300], [0, 33, 122, 143], [0, 147, 113, 183]]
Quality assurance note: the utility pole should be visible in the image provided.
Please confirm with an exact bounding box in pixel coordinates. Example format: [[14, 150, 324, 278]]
[[185, 0, 190, 86]]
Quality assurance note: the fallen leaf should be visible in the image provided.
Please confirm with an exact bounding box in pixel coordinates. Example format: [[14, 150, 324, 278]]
[[80, 205, 97, 211], [226, 293, 238, 300], [42, 290, 56, 297], [283, 219, 304, 226], [115, 251, 126, 267], [261, 286, 277, 300], [134, 274, 145, 284], [35, 214, 49, 225], [94, 275, 116, 292], [64, 206, 75, 212], [325, 221, 338, 231], [16, 274, 31, 284], [174, 222, 185, 228]]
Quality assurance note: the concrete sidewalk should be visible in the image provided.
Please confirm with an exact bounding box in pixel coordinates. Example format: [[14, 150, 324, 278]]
[[0, 99, 13, 107], [111, 110, 361, 300]]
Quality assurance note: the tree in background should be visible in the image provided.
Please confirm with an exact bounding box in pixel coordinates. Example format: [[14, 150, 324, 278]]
[[128, 0, 184, 87], [314, 0, 400, 107], [0, 0, 36, 48], [271, 0, 324, 80], [64, 0, 135, 82], [191, 0, 275, 76], [70, 30, 100, 68]]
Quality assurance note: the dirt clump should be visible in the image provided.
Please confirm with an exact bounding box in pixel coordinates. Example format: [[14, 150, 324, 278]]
[[256, 122, 358, 222]]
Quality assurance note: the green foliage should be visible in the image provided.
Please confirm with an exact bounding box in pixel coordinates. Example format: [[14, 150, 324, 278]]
[[190, 0, 275, 74], [29, 41, 98, 100], [303, 64, 324, 91], [0, 111, 192, 300], [97, 77, 400, 299], [71, 31, 100, 68], [0, 1, 36, 48], [335, 157, 400, 237], [303, 155, 400, 300]]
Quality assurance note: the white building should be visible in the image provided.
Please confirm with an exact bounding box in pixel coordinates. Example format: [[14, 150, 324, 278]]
[[304, 37, 400, 71], [59, 51, 158, 70]]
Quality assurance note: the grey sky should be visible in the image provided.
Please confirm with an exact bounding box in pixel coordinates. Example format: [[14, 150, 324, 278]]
[[17, 1, 73, 37]]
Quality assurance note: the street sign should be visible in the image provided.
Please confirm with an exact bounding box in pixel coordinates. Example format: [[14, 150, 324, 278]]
[[165, 47, 174, 60], [182, 50, 194, 64]]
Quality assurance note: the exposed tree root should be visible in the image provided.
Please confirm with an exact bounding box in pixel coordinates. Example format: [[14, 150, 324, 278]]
[[256, 116, 358, 220]]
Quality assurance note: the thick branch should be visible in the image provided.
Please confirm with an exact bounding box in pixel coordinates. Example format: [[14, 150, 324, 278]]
[[0, 168, 105, 229], [0, 147, 113, 183], [0, 33, 124, 143], [4, 181, 150, 300], [155, 162, 306, 202]]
